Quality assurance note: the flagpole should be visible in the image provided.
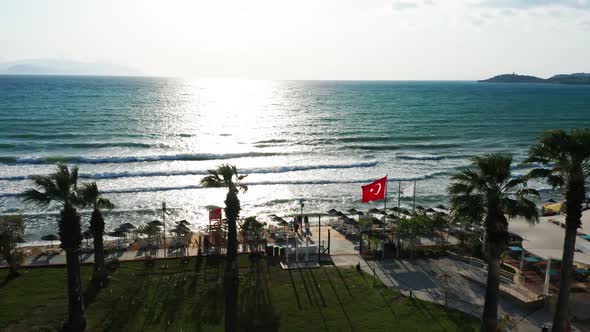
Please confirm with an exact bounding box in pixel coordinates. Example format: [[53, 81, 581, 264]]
[[396, 180, 401, 258], [384, 175, 388, 241], [412, 180, 417, 215], [384, 175, 387, 212]]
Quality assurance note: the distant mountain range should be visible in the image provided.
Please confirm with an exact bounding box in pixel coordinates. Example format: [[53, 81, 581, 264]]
[[479, 73, 590, 85], [0, 59, 141, 76]]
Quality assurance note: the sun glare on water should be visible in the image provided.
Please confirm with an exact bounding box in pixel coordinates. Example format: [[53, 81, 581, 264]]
[[168, 79, 280, 153]]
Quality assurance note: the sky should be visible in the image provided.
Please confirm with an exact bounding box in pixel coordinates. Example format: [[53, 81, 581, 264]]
[[1, 0, 589, 80]]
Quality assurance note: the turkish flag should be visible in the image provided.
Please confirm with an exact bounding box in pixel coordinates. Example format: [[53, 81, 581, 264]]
[[209, 208, 222, 221], [361, 177, 387, 203]]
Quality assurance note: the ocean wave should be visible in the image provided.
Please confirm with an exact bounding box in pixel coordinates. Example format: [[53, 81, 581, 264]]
[[0, 152, 287, 165], [0, 171, 448, 196], [339, 143, 461, 151], [94, 171, 451, 194], [396, 154, 468, 161], [0, 161, 378, 181], [253, 139, 289, 144], [0, 142, 161, 150]]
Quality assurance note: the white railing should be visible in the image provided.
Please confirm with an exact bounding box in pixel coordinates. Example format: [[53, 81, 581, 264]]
[[447, 251, 540, 302]]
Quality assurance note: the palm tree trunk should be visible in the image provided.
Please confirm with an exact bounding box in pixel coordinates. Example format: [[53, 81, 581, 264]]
[[481, 242, 501, 332], [60, 205, 86, 331], [90, 209, 107, 285], [552, 176, 584, 332], [8, 254, 18, 277], [93, 233, 106, 284], [224, 191, 240, 332], [65, 248, 86, 331]]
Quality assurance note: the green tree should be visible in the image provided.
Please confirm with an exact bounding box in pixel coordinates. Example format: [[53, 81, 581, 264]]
[[0, 215, 25, 278], [239, 216, 265, 252], [77, 182, 114, 285], [448, 154, 538, 332], [20, 163, 86, 331], [525, 128, 590, 332], [200, 164, 248, 332]]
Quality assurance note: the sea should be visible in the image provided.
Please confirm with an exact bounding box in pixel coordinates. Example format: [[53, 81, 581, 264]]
[[1, 75, 589, 243]]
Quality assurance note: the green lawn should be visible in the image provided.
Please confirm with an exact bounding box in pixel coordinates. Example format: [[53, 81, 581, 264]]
[[0, 256, 479, 331]]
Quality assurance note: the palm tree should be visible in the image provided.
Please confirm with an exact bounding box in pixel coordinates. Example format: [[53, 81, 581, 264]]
[[525, 128, 590, 332], [448, 154, 538, 332], [78, 182, 114, 286], [200, 164, 247, 332], [20, 163, 86, 331]]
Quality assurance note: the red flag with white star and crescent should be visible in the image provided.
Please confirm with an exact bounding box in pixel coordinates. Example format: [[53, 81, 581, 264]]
[[361, 176, 387, 203]]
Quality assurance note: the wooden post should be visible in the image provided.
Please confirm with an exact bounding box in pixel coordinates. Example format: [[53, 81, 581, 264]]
[[328, 229, 331, 256], [318, 215, 321, 263], [519, 249, 525, 283], [544, 258, 551, 298]]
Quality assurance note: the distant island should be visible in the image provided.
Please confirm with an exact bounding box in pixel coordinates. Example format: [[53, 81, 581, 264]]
[[479, 73, 590, 85], [0, 59, 141, 76]]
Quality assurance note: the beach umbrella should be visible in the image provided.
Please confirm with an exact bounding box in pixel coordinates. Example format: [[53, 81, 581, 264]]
[[354, 210, 364, 216], [82, 229, 92, 247], [378, 209, 386, 214], [108, 230, 126, 247], [172, 224, 191, 236], [149, 220, 164, 227], [387, 214, 399, 220], [416, 205, 425, 211], [371, 217, 384, 226], [368, 208, 381, 214], [347, 208, 358, 214], [335, 211, 346, 217], [391, 207, 400, 212], [82, 229, 92, 239], [327, 209, 338, 215], [343, 217, 358, 225], [545, 199, 557, 203], [119, 222, 136, 230], [41, 234, 59, 247], [436, 204, 447, 210], [426, 208, 436, 213], [401, 209, 411, 215], [176, 220, 190, 226]]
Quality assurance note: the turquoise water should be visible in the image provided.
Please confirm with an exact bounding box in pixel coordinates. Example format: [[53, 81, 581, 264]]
[[1, 75, 589, 241]]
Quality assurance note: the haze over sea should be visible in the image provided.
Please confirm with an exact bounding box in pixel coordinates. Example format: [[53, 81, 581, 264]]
[[1, 75, 590, 242]]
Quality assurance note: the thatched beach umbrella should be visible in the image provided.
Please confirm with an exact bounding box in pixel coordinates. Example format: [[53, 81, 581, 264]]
[[172, 223, 191, 236], [426, 208, 436, 213], [176, 220, 190, 226], [82, 229, 92, 239], [343, 217, 358, 226], [391, 207, 400, 212], [149, 220, 164, 227], [401, 209, 411, 215], [368, 208, 381, 214], [436, 204, 447, 210], [327, 209, 338, 215], [416, 205, 425, 211], [108, 229, 126, 248], [371, 217, 384, 226], [82, 229, 92, 248], [347, 208, 357, 214], [335, 211, 346, 217], [119, 222, 136, 230], [41, 234, 59, 247]]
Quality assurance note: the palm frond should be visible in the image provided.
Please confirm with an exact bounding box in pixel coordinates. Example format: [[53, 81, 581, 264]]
[[97, 197, 114, 210], [19, 189, 51, 206]]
